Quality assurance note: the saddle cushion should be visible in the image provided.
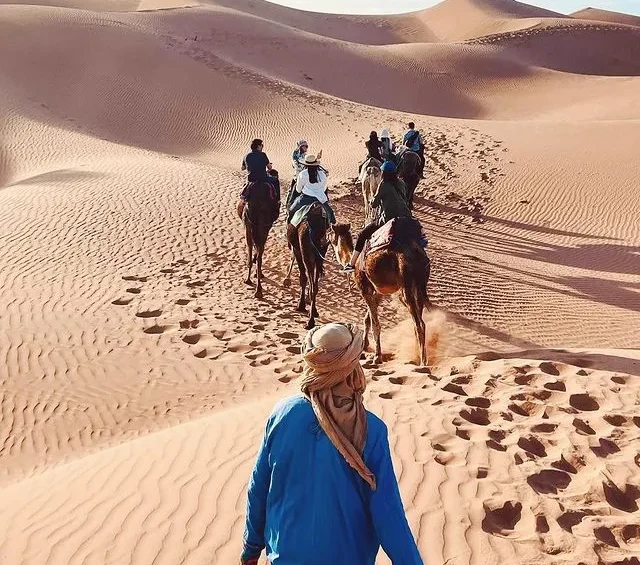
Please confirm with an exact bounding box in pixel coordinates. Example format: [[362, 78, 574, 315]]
[[360, 217, 429, 265], [290, 202, 327, 228], [242, 181, 277, 201], [368, 218, 396, 253]]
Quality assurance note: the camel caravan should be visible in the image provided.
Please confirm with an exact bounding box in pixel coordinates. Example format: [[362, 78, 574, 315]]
[[238, 124, 431, 365]]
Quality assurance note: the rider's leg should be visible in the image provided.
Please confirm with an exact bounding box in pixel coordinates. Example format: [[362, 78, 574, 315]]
[[342, 221, 379, 270], [288, 194, 304, 222], [323, 202, 337, 225]]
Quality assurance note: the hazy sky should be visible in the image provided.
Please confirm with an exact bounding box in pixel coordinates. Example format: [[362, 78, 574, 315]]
[[270, 0, 640, 16]]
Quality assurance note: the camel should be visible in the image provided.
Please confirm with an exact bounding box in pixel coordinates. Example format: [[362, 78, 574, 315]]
[[358, 158, 382, 225], [331, 218, 431, 365], [397, 150, 421, 208], [286, 203, 330, 329], [242, 182, 277, 299]]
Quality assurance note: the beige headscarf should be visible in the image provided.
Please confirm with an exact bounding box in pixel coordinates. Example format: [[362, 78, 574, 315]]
[[300, 323, 376, 490]]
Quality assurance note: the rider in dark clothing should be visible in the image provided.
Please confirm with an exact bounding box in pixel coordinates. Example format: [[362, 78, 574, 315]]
[[238, 139, 279, 219], [365, 131, 383, 162], [242, 139, 271, 182], [359, 131, 383, 175], [342, 161, 411, 272]]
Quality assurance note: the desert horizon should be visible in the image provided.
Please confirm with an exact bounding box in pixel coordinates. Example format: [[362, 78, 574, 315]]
[[1, 0, 639, 563]]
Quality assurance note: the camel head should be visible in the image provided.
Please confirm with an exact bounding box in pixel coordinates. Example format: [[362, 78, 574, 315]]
[[330, 223, 353, 266]]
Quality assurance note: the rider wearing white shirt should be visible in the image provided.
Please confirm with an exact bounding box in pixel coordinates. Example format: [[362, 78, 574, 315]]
[[288, 154, 336, 225]]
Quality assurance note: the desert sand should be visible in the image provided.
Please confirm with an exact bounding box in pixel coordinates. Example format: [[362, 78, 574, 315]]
[[0, 0, 639, 563]]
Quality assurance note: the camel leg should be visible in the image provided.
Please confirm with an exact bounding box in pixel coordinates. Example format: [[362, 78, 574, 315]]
[[363, 292, 382, 363], [363, 309, 371, 351], [301, 244, 317, 328], [306, 264, 318, 330], [245, 224, 253, 286], [293, 246, 307, 313], [404, 283, 427, 365], [283, 255, 295, 287], [254, 245, 264, 299]]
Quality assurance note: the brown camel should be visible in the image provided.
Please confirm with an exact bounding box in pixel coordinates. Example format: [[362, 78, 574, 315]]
[[242, 182, 276, 298], [286, 203, 329, 329], [397, 150, 421, 208], [331, 218, 431, 365], [358, 157, 382, 225]]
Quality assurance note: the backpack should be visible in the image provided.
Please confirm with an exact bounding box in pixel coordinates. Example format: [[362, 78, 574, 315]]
[[406, 130, 420, 149]]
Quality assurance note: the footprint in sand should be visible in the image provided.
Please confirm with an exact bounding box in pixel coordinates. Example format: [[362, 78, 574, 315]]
[[443, 382, 467, 396], [465, 397, 490, 408], [570, 393, 600, 411], [544, 380, 566, 391], [179, 319, 199, 329], [603, 481, 640, 513], [557, 510, 588, 532], [122, 275, 147, 282], [182, 333, 201, 345], [135, 309, 162, 318], [591, 438, 620, 458], [517, 435, 547, 457], [176, 299, 191, 306], [604, 414, 627, 426], [482, 501, 522, 536], [527, 469, 572, 494], [388, 376, 407, 385], [143, 324, 171, 335], [112, 297, 133, 306], [460, 407, 490, 426], [126, 287, 142, 294], [573, 418, 596, 435], [538, 362, 560, 376]]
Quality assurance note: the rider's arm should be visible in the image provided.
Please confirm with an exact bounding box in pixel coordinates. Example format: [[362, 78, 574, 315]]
[[295, 170, 305, 194], [371, 182, 386, 209], [241, 157, 247, 171]]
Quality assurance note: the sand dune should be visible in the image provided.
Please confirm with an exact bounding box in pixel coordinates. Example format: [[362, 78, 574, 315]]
[[1, 0, 639, 564], [572, 6, 640, 27]]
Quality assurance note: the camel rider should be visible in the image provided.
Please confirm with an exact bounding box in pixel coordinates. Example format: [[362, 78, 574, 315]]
[[238, 138, 279, 218], [292, 140, 309, 176], [288, 154, 336, 226], [358, 131, 383, 175], [341, 160, 410, 272], [379, 129, 395, 162], [403, 122, 425, 178]]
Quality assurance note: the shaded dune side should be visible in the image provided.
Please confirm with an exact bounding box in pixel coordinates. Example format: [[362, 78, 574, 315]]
[[571, 7, 640, 28], [124, 7, 640, 119], [469, 20, 640, 76], [417, 0, 565, 41]]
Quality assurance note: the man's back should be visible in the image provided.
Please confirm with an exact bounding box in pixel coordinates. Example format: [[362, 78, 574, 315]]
[[244, 395, 423, 565], [244, 150, 269, 182]]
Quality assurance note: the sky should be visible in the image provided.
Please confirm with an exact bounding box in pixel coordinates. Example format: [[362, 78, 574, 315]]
[[270, 0, 640, 16]]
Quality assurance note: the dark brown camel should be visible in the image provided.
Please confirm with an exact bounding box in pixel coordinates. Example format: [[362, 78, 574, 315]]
[[243, 182, 276, 298], [331, 218, 431, 365], [397, 150, 421, 208], [286, 203, 329, 329]]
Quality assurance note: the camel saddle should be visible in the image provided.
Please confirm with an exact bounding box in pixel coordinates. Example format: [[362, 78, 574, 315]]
[[360, 217, 428, 265], [290, 202, 328, 228]]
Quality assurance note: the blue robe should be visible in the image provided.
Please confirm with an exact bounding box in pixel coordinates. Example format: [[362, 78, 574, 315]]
[[242, 395, 424, 565]]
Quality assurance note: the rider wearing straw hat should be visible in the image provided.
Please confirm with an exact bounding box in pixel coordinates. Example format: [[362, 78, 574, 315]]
[[288, 153, 336, 225]]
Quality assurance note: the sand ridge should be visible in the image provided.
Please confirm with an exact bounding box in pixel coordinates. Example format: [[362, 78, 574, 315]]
[[1, 0, 639, 563]]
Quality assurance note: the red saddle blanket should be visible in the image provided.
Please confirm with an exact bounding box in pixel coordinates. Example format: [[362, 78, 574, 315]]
[[359, 217, 427, 267], [368, 218, 396, 253]]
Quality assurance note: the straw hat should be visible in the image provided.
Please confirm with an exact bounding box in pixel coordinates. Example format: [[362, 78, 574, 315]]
[[302, 154, 321, 166]]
